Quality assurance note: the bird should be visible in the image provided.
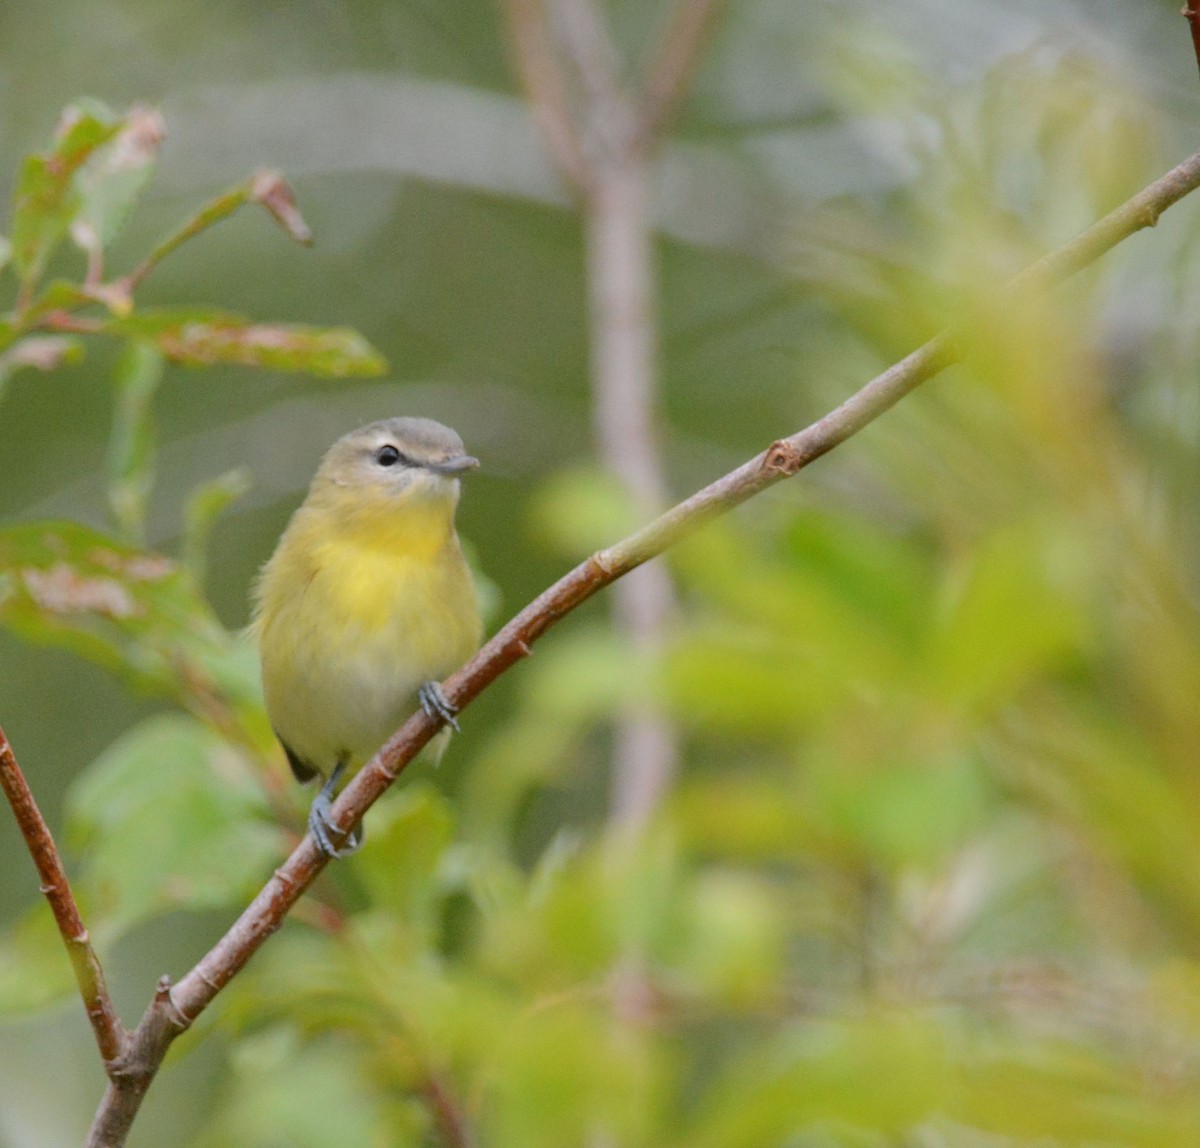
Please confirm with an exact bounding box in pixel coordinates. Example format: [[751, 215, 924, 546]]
[[253, 416, 482, 858]]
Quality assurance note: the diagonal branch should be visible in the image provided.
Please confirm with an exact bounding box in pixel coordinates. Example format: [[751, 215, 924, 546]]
[[636, 0, 729, 150], [1185, 0, 1200, 78], [497, 0, 592, 190], [87, 144, 1200, 1142], [551, 0, 628, 122], [0, 726, 126, 1065]]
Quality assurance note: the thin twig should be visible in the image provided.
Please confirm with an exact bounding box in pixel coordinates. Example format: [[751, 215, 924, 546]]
[[636, 0, 729, 150], [503, 0, 682, 827], [583, 158, 679, 831], [0, 726, 126, 1065], [424, 1072, 475, 1148], [551, 0, 629, 137], [1185, 1, 1200, 78], [87, 145, 1200, 1143], [498, 0, 592, 190]]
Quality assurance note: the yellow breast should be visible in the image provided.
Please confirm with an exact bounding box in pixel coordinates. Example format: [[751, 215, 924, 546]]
[[254, 489, 481, 776]]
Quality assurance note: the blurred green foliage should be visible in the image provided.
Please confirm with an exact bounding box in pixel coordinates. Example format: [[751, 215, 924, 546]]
[[3, 5, 1200, 1147]]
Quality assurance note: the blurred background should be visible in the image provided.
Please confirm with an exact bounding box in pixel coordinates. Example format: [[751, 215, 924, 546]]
[[2, 1, 1200, 1144]]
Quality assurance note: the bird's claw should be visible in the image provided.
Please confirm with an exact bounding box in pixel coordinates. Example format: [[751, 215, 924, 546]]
[[308, 762, 362, 859], [419, 681, 460, 732]]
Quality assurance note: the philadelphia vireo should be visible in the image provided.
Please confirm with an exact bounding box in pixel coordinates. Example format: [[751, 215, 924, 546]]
[[254, 417, 482, 858]]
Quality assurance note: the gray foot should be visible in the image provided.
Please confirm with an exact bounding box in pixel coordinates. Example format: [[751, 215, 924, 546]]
[[419, 681, 460, 732], [308, 761, 363, 859]]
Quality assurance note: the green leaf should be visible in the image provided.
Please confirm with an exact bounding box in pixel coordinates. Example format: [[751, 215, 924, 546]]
[[353, 783, 455, 921], [0, 334, 84, 405], [808, 751, 992, 870], [192, 1031, 398, 1148], [490, 1003, 665, 1148], [530, 467, 639, 557], [10, 100, 122, 285], [70, 104, 164, 258], [688, 1014, 952, 1147], [182, 467, 252, 583], [0, 905, 77, 1015], [930, 516, 1090, 713], [106, 309, 387, 377], [106, 341, 164, 544], [0, 520, 238, 710], [66, 714, 286, 936], [677, 870, 784, 1007]]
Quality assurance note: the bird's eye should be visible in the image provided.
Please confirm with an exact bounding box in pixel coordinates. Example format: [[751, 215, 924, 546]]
[[376, 445, 402, 467]]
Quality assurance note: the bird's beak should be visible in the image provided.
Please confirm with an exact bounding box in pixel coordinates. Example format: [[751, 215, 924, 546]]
[[427, 454, 480, 476]]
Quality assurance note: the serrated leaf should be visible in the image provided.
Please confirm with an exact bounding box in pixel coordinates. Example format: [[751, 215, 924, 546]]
[[66, 715, 286, 936], [10, 101, 122, 285], [106, 309, 387, 376], [106, 341, 164, 544]]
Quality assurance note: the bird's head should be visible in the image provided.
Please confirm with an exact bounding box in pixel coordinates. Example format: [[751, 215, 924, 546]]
[[311, 417, 479, 511]]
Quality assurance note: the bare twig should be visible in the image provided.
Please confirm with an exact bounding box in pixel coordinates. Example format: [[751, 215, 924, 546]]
[[551, 0, 630, 151], [85, 146, 1200, 1143], [584, 157, 679, 831], [636, 0, 729, 150], [508, 0, 713, 832], [120, 170, 311, 295], [498, 0, 592, 190], [0, 727, 126, 1065], [424, 1072, 475, 1148], [1185, 1, 1200, 78]]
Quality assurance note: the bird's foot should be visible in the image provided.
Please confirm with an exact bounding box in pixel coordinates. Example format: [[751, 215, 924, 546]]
[[308, 762, 363, 859], [419, 681, 460, 732]]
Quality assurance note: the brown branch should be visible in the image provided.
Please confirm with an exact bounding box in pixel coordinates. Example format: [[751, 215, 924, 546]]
[[86, 144, 1200, 1142], [636, 0, 729, 150], [1185, 1, 1200, 78], [423, 1072, 475, 1148], [497, 0, 592, 190], [85, 979, 187, 1148], [0, 726, 126, 1065]]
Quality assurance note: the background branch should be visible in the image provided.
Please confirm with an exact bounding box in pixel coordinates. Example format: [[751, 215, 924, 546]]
[[636, 0, 728, 148], [505, 0, 729, 837], [1186, 0, 1200, 77], [497, 0, 591, 189], [0, 726, 126, 1066]]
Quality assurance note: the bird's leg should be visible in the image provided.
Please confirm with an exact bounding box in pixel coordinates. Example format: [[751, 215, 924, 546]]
[[308, 760, 363, 859], [419, 681, 460, 732]]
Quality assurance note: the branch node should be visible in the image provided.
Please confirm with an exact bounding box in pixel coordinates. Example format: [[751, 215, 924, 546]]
[[514, 637, 534, 658], [761, 439, 804, 475], [589, 550, 617, 577]]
